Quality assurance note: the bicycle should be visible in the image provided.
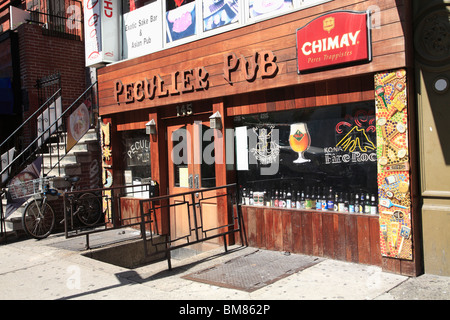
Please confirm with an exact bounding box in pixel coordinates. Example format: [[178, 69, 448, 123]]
[[8, 176, 102, 239]]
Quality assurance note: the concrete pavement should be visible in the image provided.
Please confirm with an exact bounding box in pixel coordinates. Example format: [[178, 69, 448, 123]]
[[0, 229, 449, 304]]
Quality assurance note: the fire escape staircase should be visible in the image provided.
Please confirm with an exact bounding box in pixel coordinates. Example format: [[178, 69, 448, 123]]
[[1, 82, 98, 235]]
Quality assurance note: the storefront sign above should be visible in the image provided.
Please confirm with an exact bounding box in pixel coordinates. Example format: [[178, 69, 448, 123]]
[[296, 11, 371, 73], [84, 0, 120, 67], [114, 50, 278, 104], [114, 67, 209, 104]]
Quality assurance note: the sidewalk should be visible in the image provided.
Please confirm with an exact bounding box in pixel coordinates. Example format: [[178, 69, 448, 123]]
[[0, 229, 449, 302]]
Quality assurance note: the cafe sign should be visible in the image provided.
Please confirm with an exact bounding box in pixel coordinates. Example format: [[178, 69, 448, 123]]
[[296, 11, 372, 73]]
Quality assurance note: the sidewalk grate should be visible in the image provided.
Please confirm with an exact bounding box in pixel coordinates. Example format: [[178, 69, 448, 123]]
[[183, 249, 323, 292]]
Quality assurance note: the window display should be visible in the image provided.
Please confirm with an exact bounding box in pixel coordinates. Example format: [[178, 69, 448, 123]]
[[115, 0, 329, 60], [249, 0, 292, 19], [203, 0, 239, 32], [235, 101, 378, 213], [120, 130, 152, 197], [166, 0, 196, 42]]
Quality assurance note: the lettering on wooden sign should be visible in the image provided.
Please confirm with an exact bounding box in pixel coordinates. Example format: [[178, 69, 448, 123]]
[[223, 50, 278, 84], [114, 50, 278, 104], [114, 67, 209, 104]]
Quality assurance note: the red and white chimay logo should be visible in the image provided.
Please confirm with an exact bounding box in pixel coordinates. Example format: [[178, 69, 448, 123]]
[[296, 11, 371, 73]]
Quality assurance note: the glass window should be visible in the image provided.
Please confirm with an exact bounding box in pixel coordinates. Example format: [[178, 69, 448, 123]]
[[118, 0, 331, 59], [172, 125, 189, 187], [122, 0, 163, 59], [249, 0, 293, 19], [123, 0, 155, 14], [120, 130, 152, 197], [166, 0, 197, 42], [203, 0, 239, 32], [199, 123, 216, 188], [234, 101, 378, 207]]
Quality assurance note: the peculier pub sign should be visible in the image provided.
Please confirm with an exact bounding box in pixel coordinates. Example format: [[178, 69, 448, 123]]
[[296, 10, 372, 73]]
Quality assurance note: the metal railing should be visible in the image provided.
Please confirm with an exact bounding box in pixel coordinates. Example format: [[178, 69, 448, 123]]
[[0, 190, 6, 242], [62, 181, 160, 239], [0, 88, 62, 185], [0, 81, 97, 188], [26, 0, 83, 40], [139, 183, 246, 269], [62, 182, 246, 269]]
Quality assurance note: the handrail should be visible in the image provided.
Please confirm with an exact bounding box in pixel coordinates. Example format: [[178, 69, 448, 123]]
[[0, 81, 97, 182], [0, 189, 6, 241], [138, 183, 244, 269], [61, 181, 245, 269], [39, 81, 98, 175], [0, 89, 62, 152]]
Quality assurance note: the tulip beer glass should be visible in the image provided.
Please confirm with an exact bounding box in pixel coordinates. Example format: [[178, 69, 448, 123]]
[[289, 123, 311, 163]]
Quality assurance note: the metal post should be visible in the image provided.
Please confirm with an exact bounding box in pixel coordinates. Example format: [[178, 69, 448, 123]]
[[191, 193, 199, 241], [140, 200, 148, 258], [63, 193, 68, 238], [0, 190, 6, 244], [85, 234, 90, 250]]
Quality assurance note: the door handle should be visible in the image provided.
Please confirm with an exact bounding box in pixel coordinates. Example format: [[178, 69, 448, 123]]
[[194, 174, 199, 189], [188, 174, 193, 188]]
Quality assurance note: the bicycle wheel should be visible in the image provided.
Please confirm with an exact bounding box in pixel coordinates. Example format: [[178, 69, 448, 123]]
[[76, 192, 102, 226], [22, 199, 55, 239]]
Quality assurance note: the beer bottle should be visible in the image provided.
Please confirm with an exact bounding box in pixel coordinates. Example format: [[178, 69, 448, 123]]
[[315, 187, 322, 210], [291, 190, 297, 209], [349, 193, 355, 213], [305, 187, 312, 209], [249, 189, 254, 205], [270, 190, 275, 207], [295, 191, 301, 209], [327, 187, 334, 211], [279, 190, 286, 208], [343, 192, 349, 212], [370, 194, 377, 215], [274, 190, 279, 207], [365, 193, 371, 214], [264, 189, 271, 207], [322, 187, 328, 211], [297, 190, 303, 209], [286, 188, 292, 208], [354, 193, 360, 213], [359, 193, 365, 213], [338, 192, 345, 212]]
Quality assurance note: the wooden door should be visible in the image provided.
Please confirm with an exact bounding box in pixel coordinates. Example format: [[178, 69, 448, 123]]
[[166, 116, 220, 249]]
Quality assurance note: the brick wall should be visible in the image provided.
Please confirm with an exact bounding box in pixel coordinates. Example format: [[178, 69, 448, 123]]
[[0, 31, 22, 141], [17, 22, 86, 135]]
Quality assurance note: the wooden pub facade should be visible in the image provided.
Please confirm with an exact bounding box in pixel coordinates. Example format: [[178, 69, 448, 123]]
[[95, 0, 421, 276]]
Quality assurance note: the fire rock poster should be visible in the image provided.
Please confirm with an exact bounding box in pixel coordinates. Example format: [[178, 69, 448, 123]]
[[375, 69, 413, 260]]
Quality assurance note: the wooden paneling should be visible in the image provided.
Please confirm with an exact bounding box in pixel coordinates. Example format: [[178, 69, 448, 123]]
[[226, 73, 375, 117], [98, 0, 409, 116], [241, 206, 382, 266]]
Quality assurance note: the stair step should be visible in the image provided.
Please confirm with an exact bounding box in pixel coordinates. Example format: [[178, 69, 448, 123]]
[[47, 142, 88, 154], [43, 154, 77, 165], [52, 128, 97, 143]]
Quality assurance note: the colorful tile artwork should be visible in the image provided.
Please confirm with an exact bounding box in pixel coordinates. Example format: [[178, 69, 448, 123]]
[[100, 120, 113, 219], [375, 69, 412, 260]]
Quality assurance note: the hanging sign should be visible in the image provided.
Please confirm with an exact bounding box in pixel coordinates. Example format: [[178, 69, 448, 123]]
[[84, 0, 120, 67], [296, 10, 371, 73]]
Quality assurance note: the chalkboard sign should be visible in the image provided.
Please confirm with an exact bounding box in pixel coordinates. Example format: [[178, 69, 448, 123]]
[[234, 101, 377, 195]]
